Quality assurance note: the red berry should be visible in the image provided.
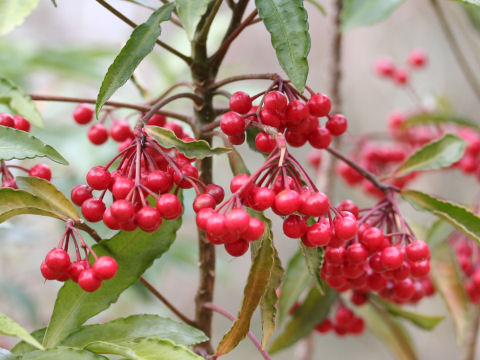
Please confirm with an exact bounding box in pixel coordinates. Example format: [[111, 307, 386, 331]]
[[71, 185, 92, 206], [220, 112, 245, 136], [103, 207, 121, 230], [230, 174, 253, 198], [326, 114, 347, 136], [335, 306, 354, 326], [68, 260, 88, 282], [228, 133, 245, 145], [306, 222, 331, 246], [285, 130, 307, 147], [351, 291, 368, 306], [229, 91, 252, 114], [308, 93, 331, 117], [409, 260, 430, 278], [0, 113, 15, 127], [73, 104, 94, 125], [110, 119, 132, 142], [29, 163, 52, 181], [81, 198, 106, 222], [260, 108, 283, 129], [41, 261, 60, 280], [408, 49, 427, 67], [283, 214, 307, 238], [381, 246, 404, 270], [405, 240, 430, 262], [315, 318, 333, 333], [93, 256, 118, 280], [225, 208, 250, 234], [360, 228, 384, 252], [157, 193, 182, 220], [325, 247, 346, 265], [393, 278, 415, 300], [300, 192, 330, 217], [205, 184, 225, 204], [255, 132, 276, 153], [193, 194, 216, 212], [346, 243, 368, 264], [45, 248, 71, 273], [374, 58, 395, 77], [242, 217, 265, 241], [392, 262, 411, 281], [173, 164, 199, 189], [286, 100, 309, 125], [88, 124, 109, 145], [367, 272, 388, 291], [13, 116, 30, 132], [78, 269, 102, 292], [110, 200, 135, 222], [196, 208, 215, 230], [111, 176, 134, 199], [146, 170, 173, 194], [86, 166, 112, 190], [337, 200, 359, 218], [225, 239, 249, 257], [147, 114, 167, 127], [393, 68, 408, 85], [308, 127, 332, 149], [263, 91, 287, 113], [334, 216, 357, 241], [349, 317, 365, 334], [206, 213, 226, 236], [274, 190, 300, 216], [252, 187, 275, 211]]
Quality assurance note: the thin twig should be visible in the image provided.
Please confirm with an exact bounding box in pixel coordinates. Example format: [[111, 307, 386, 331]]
[[430, 0, 480, 102], [95, 0, 191, 64], [210, 73, 280, 90]]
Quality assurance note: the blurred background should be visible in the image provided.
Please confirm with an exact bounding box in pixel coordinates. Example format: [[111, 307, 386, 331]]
[[1, 0, 480, 359]]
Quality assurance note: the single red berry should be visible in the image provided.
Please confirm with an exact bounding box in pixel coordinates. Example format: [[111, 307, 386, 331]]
[[349, 317, 365, 335], [41, 261, 60, 280], [392, 262, 411, 281], [0, 113, 15, 127], [110, 200, 135, 223], [300, 192, 330, 217], [286, 100, 309, 125], [220, 112, 245, 136], [405, 240, 430, 262], [230, 174, 254, 198], [56, 271, 70, 282], [205, 184, 225, 204], [81, 198, 106, 222], [351, 291, 368, 306], [71, 185, 92, 206], [225, 208, 250, 234], [283, 214, 308, 238], [260, 108, 283, 129], [242, 217, 265, 241], [68, 260, 88, 282], [73, 104, 94, 125], [334, 216, 358, 241], [473, 271, 480, 289], [86, 166, 112, 190], [393, 278, 415, 300], [274, 190, 300, 216], [13, 115, 30, 132], [374, 58, 395, 77], [157, 193, 182, 220], [45, 248, 71, 273], [325, 247, 346, 265], [146, 170, 173, 194], [173, 163, 199, 189], [409, 260, 430, 278], [193, 194, 216, 212], [206, 213, 226, 236], [78, 269, 102, 292], [367, 272, 388, 291], [196, 208, 215, 230], [408, 49, 427, 67], [29, 163, 52, 181], [228, 133, 245, 145], [252, 187, 275, 211], [93, 256, 118, 280], [306, 222, 331, 247], [88, 124, 109, 145], [103, 207, 121, 230], [111, 176, 134, 199], [393, 68, 408, 85], [346, 243, 368, 264], [110, 119, 132, 142], [263, 91, 288, 113], [225, 239, 249, 257], [360, 227, 384, 252], [255, 132, 276, 153], [335, 306, 354, 326], [229, 91, 252, 114], [337, 200, 359, 218], [285, 130, 307, 147], [381, 246, 404, 270], [308, 127, 332, 149], [315, 318, 333, 333], [308, 93, 331, 117], [147, 114, 167, 127], [120, 217, 138, 232], [326, 114, 348, 136]]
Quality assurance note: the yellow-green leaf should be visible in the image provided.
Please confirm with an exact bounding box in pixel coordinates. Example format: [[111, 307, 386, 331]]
[[401, 112, 480, 131], [0, 312, 44, 351], [342, 0, 406, 31], [0, 0, 39, 36], [175, 0, 213, 40]]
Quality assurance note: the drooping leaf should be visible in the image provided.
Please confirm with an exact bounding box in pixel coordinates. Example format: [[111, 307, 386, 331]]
[[355, 302, 417, 360], [375, 297, 443, 330], [43, 217, 182, 348], [0, 312, 44, 351], [84, 338, 203, 360], [341, 0, 406, 31], [401, 112, 480, 132], [0, 126, 67, 164], [425, 219, 453, 249], [215, 216, 275, 356], [227, 148, 250, 176], [305, 0, 326, 15], [16, 177, 79, 220], [175, 0, 212, 40], [278, 250, 312, 325], [269, 286, 336, 354], [62, 314, 207, 348], [0, 0, 39, 36], [96, 3, 175, 117], [388, 134, 466, 178], [0, 76, 43, 127], [255, 0, 310, 92], [431, 243, 469, 345], [0, 188, 65, 223], [11, 329, 46, 354], [402, 190, 480, 244], [299, 242, 324, 293], [145, 126, 231, 159], [21, 347, 107, 360]]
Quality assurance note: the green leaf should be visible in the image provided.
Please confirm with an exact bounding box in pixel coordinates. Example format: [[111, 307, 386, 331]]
[[216, 216, 275, 356], [341, 0, 405, 31], [11, 329, 46, 355], [461, 2, 480, 32], [269, 286, 336, 354], [401, 112, 480, 132], [120, 0, 160, 9], [175, 0, 212, 40], [0, 188, 66, 223], [0, 0, 39, 36], [278, 251, 312, 325], [402, 190, 480, 244], [355, 302, 417, 360], [425, 219, 453, 249], [299, 242, 324, 293], [62, 314, 207, 348], [255, 0, 310, 92], [431, 243, 469, 345], [0, 312, 44, 351], [145, 126, 231, 159], [227, 148, 250, 176], [96, 3, 175, 117], [375, 297, 443, 330], [388, 134, 466, 178], [21, 347, 107, 360], [0, 76, 43, 127], [305, 0, 326, 15], [15, 177, 79, 220], [0, 126, 67, 164], [84, 338, 203, 360], [43, 217, 182, 348]]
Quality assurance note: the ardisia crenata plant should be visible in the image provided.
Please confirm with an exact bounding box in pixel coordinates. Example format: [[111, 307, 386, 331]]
[[2, 1, 480, 359]]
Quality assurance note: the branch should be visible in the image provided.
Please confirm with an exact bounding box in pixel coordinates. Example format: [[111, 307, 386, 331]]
[[74, 220, 196, 326], [203, 303, 272, 360], [95, 0, 192, 64], [430, 0, 480, 102]]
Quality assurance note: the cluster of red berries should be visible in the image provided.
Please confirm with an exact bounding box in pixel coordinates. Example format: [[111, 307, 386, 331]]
[[374, 49, 427, 85], [220, 80, 347, 150], [315, 305, 365, 337], [40, 223, 118, 292], [321, 197, 434, 305], [448, 231, 480, 303], [0, 112, 31, 132]]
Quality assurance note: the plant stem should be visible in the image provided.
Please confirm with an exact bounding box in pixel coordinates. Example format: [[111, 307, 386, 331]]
[[462, 305, 480, 360], [204, 303, 272, 360], [430, 0, 480, 102], [29, 94, 193, 126], [95, 0, 192, 64]]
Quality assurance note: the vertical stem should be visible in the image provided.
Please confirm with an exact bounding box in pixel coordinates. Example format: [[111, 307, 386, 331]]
[[462, 305, 480, 360]]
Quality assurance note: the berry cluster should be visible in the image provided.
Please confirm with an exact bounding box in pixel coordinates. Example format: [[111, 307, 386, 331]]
[[220, 80, 347, 150], [40, 222, 118, 292], [321, 196, 434, 305], [0, 112, 31, 132], [374, 49, 427, 85], [314, 305, 365, 337]]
